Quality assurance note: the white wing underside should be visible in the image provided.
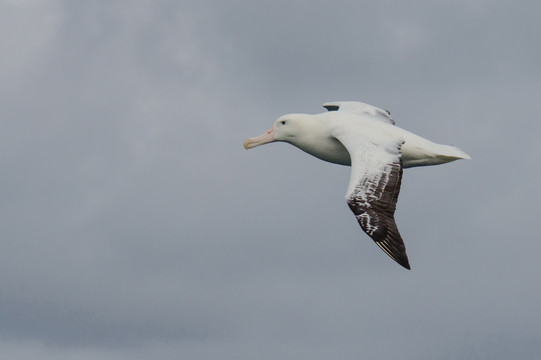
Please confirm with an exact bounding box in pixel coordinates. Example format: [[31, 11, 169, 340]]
[[331, 122, 410, 269]]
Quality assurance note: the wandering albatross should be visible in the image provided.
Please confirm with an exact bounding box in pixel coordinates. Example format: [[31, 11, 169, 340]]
[[243, 101, 470, 269]]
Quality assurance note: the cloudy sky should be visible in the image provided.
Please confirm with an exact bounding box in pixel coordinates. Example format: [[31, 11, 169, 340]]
[[1, 0, 540, 358]]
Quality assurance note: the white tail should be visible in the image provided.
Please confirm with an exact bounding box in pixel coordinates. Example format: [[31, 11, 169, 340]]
[[438, 144, 471, 161], [401, 138, 471, 168]]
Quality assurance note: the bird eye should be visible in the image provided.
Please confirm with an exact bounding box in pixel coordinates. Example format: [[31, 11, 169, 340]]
[[281, 120, 286, 125]]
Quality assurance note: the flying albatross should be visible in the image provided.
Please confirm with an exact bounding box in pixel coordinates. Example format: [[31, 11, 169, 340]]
[[243, 101, 470, 269]]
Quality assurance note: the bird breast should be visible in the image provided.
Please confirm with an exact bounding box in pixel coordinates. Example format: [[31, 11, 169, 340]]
[[290, 135, 352, 166]]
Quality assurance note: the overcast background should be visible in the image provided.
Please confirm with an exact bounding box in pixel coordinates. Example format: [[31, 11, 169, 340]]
[[1, 0, 540, 359]]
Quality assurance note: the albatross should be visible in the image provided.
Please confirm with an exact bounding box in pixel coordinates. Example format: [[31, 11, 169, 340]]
[[243, 101, 470, 269]]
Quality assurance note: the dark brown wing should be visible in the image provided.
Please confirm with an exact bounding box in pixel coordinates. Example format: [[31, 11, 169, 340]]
[[330, 118, 409, 269], [346, 159, 410, 269]]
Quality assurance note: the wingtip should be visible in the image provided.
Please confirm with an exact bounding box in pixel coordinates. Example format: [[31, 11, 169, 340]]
[[398, 253, 411, 270], [393, 253, 411, 270], [323, 104, 339, 111], [375, 240, 411, 270]]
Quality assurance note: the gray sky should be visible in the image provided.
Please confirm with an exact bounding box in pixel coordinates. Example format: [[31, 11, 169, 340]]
[[1, 0, 540, 358]]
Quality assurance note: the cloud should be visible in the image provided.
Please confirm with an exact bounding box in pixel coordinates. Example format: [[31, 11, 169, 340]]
[[1, 0, 540, 358]]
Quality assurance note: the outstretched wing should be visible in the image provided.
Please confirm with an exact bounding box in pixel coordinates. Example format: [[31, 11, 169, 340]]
[[323, 101, 395, 125], [346, 153, 409, 269], [332, 123, 409, 269]]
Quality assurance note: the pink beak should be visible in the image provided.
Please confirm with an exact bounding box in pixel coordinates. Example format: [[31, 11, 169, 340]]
[[244, 126, 276, 149]]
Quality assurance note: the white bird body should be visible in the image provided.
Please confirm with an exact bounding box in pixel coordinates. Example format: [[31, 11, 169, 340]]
[[244, 101, 470, 269], [275, 111, 469, 168]]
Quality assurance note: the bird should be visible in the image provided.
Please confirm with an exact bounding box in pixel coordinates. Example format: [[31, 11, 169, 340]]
[[243, 101, 470, 269]]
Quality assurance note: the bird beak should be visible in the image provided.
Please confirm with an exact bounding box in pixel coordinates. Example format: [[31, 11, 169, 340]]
[[244, 126, 276, 149]]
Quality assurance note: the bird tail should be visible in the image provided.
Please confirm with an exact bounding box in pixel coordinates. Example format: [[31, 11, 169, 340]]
[[436, 144, 471, 162]]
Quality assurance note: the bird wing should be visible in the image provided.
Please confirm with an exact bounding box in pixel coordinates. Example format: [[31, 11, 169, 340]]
[[332, 124, 409, 269], [323, 101, 395, 125]]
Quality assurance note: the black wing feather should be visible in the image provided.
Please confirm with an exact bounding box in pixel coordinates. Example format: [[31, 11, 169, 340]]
[[346, 159, 410, 269]]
